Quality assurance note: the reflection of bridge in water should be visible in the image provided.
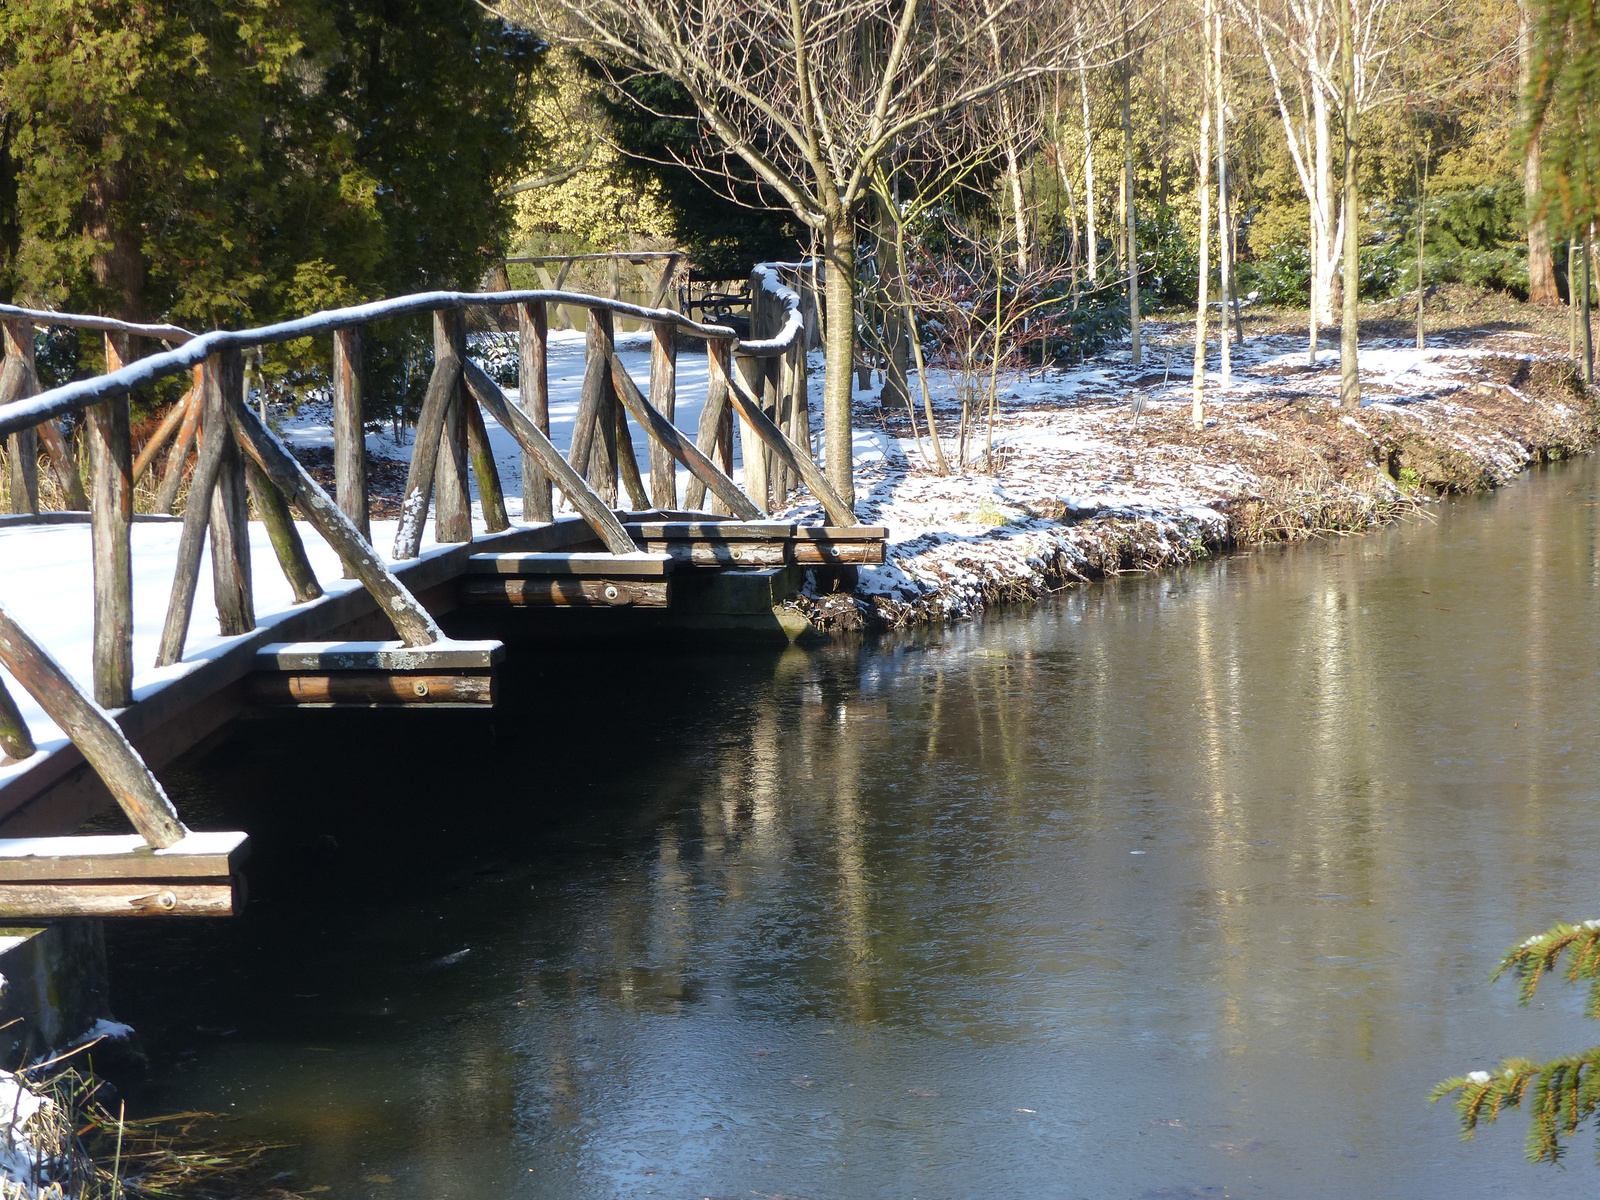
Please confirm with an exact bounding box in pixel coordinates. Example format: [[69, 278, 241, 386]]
[[0, 266, 880, 1046]]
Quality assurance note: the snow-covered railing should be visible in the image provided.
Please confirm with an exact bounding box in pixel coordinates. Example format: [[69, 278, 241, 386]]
[[0, 282, 853, 816]]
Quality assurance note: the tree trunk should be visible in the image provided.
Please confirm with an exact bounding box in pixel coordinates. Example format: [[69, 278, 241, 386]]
[[1123, 45, 1141, 366], [876, 195, 910, 412], [1078, 48, 1098, 286], [1214, 8, 1229, 387], [1338, 0, 1360, 409], [823, 211, 857, 512], [1314, 78, 1337, 326], [1518, 0, 1559, 304], [1193, 0, 1214, 430]]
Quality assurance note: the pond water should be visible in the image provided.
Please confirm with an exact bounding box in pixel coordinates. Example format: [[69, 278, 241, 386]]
[[110, 457, 1600, 1199]]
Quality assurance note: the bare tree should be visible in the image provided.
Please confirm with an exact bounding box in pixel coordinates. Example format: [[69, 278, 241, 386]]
[[495, 0, 1100, 509]]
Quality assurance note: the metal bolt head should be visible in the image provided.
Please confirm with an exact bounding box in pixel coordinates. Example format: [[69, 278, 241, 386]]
[[157, 890, 177, 911], [603, 584, 620, 602], [412, 680, 430, 697]]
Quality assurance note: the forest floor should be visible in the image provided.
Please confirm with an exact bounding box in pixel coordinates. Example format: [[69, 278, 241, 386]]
[[785, 286, 1600, 632]]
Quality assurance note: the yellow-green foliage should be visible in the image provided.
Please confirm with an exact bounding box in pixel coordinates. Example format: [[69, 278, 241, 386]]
[[1432, 921, 1600, 1164], [514, 50, 675, 255]]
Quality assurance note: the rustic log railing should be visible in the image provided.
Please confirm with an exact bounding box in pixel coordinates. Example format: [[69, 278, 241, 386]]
[[0, 270, 850, 882]]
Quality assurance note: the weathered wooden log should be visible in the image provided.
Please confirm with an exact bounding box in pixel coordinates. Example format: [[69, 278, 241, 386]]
[[647, 321, 679, 508], [156, 353, 238, 667], [464, 394, 510, 533], [208, 353, 255, 637], [392, 311, 465, 559], [0, 878, 239, 917], [726, 370, 856, 526], [459, 358, 636, 555], [568, 307, 610, 479], [254, 639, 502, 671], [332, 326, 369, 544], [590, 386, 619, 507], [227, 401, 443, 647], [614, 403, 650, 510], [459, 576, 669, 608], [686, 339, 733, 513], [518, 301, 552, 522], [433, 311, 472, 544], [1, 325, 38, 515], [36, 419, 88, 511], [246, 672, 494, 707], [131, 385, 194, 486], [244, 459, 321, 603], [0, 830, 244, 878], [154, 377, 204, 513], [0, 673, 36, 763], [605, 347, 762, 521], [88, 334, 134, 707], [465, 551, 673, 577], [0, 602, 188, 847]]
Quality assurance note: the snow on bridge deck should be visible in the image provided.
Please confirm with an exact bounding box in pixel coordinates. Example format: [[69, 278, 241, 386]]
[[0, 326, 752, 781]]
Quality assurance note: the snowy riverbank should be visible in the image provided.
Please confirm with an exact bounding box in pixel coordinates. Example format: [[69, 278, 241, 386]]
[[776, 321, 1597, 631]]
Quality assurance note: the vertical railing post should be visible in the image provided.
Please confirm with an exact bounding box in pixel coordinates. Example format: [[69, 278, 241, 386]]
[[687, 338, 734, 515], [88, 333, 134, 707], [2, 321, 39, 515], [518, 301, 552, 522], [574, 307, 620, 508], [209, 349, 254, 636], [332, 326, 369, 560], [432, 309, 473, 543], [648, 320, 678, 509]]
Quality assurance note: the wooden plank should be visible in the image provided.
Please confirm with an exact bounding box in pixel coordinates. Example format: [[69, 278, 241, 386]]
[[88, 333, 134, 707], [647, 321, 678, 508], [459, 577, 670, 608], [465, 551, 674, 577], [433, 309, 473, 544], [0, 879, 239, 917], [0, 829, 248, 882], [227, 402, 445, 648], [460, 359, 637, 556], [625, 520, 798, 539], [157, 352, 237, 666], [518, 301, 552, 522], [208, 350, 255, 637], [332, 326, 369, 544], [245, 672, 495, 708], [254, 639, 504, 671], [392, 311, 464, 560], [465, 393, 510, 533], [0, 601, 189, 848]]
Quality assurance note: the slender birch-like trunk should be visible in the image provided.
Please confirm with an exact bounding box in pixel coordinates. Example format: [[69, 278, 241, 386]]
[[1123, 33, 1141, 366], [1078, 46, 1098, 286], [1215, 6, 1231, 387], [1338, 0, 1360, 409], [1194, 0, 1214, 429]]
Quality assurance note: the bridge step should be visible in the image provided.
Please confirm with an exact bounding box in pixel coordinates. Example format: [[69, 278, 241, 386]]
[[622, 522, 888, 567], [459, 576, 671, 608], [253, 639, 505, 671], [463, 551, 675, 577], [461, 552, 674, 607], [0, 830, 247, 918], [249, 640, 501, 708]]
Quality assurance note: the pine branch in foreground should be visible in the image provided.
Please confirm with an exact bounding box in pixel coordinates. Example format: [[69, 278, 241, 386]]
[[1432, 919, 1600, 1164]]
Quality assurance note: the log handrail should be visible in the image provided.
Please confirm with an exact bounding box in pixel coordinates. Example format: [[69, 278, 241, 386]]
[[0, 290, 749, 437]]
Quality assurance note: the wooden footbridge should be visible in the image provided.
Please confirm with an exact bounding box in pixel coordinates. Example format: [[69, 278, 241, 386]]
[[0, 267, 882, 925]]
